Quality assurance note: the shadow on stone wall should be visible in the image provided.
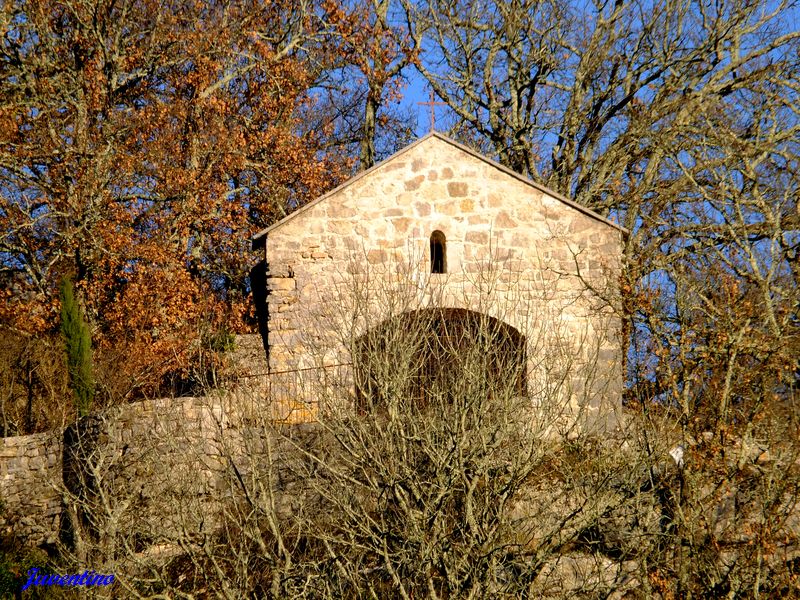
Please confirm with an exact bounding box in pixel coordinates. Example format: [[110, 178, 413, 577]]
[[249, 259, 270, 360]]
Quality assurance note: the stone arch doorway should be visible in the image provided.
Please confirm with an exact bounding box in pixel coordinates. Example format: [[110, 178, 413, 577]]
[[354, 308, 526, 412]]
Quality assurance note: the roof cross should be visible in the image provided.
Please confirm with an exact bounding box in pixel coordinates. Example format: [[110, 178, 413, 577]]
[[417, 88, 447, 132]]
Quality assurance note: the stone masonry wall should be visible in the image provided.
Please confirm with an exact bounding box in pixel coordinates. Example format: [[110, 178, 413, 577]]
[[0, 431, 62, 546], [0, 335, 279, 549], [0, 395, 237, 550], [261, 134, 625, 427]]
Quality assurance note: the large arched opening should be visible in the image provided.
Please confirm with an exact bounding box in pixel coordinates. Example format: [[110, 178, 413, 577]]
[[353, 308, 526, 412]]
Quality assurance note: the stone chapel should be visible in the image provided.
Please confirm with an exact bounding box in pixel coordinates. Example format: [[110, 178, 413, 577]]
[[252, 133, 625, 428]]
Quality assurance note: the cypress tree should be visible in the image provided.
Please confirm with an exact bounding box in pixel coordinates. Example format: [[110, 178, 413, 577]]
[[59, 278, 94, 417]]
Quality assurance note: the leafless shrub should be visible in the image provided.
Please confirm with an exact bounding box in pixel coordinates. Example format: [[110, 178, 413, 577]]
[[45, 257, 799, 599]]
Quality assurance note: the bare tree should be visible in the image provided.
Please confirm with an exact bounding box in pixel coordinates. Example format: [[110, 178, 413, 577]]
[[402, 0, 800, 417]]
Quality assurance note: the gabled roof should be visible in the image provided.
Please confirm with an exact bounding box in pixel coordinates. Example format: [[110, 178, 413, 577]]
[[252, 132, 626, 247]]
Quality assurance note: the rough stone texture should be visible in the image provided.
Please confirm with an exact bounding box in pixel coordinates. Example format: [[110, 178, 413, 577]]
[[0, 335, 296, 548], [0, 431, 62, 546], [257, 133, 626, 429], [0, 398, 313, 548]]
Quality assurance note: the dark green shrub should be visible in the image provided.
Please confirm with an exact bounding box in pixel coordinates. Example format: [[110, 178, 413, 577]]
[[206, 328, 236, 354], [59, 278, 94, 417]]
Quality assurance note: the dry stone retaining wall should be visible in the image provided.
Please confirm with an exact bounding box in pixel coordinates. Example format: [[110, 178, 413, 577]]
[[0, 394, 312, 551], [0, 335, 279, 548], [0, 431, 62, 546]]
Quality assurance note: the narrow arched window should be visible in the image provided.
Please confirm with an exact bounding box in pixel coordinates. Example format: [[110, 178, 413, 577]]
[[430, 230, 446, 273]]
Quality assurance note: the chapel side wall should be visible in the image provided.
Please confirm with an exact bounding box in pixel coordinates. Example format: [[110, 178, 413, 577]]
[[264, 138, 624, 420]]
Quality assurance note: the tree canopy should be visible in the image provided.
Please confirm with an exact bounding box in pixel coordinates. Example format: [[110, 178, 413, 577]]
[[1, 0, 797, 429]]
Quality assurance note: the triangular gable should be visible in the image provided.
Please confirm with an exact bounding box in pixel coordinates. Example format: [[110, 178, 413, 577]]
[[252, 132, 626, 248]]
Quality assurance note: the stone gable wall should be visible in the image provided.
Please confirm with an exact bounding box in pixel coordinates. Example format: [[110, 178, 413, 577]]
[[263, 137, 624, 425]]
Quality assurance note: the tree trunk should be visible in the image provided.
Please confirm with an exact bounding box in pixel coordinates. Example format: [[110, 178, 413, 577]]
[[359, 85, 381, 170]]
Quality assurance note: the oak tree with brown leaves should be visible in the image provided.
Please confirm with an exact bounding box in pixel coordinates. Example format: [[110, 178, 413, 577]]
[[0, 0, 352, 417]]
